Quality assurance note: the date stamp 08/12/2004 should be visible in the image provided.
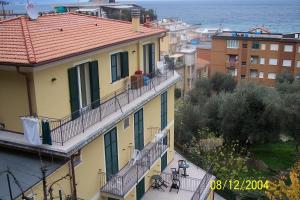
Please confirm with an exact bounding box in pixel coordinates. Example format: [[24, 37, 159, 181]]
[[210, 180, 270, 191]]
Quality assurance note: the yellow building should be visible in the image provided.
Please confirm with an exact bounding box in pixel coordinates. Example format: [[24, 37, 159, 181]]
[[0, 12, 181, 200]]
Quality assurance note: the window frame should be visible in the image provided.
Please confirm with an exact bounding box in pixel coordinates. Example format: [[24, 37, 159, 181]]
[[269, 58, 278, 66], [282, 60, 292, 67], [110, 51, 129, 83], [284, 45, 293, 52], [268, 73, 276, 80], [227, 40, 239, 49], [270, 44, 279, 51]]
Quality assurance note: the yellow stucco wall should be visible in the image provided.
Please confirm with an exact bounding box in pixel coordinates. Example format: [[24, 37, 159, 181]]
[[0, 70, 30, 132], [160, 33, 171, 55]]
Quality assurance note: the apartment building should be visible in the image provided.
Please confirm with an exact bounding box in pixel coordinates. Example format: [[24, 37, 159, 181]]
[[211, 31, 300, 86], [0, 12, 181, 200]]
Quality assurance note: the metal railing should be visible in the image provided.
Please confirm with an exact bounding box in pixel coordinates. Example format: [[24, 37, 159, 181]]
[[100, 130, 170, 197], [27, 70, 174, 146], [191, 167, 213, 200]]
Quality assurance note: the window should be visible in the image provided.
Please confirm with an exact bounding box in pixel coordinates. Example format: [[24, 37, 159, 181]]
[[282, 60, 292, 67], [259, 58, 265, 65], [242, 43, 248, 48], [269, 58, 278, 65], [124, 117, 129, 129], [68, 60, 100, 119], [268, 73, 276, 80], [296, 75, 300, 80], [134, 109, 144, 150], [296, 61, 300, 68], [250, 56, 259, 64], [270, 44, 279, 51], [228, 68, 237, 76], [298, 46, 300, 53], [143, 43, 155, 74], [252, 42, 260, 49], [228, 55, 238, 65], [259, 72, 264, 79], [111, 52, 129, 82], [261, 44, 266, 50], [161, 92, 168, 129], [77, 63, 91, 108], [250, 69, 258, 78], [241, 61, 247, 66], [284, 45, 293, 52], [227, 40, 239, 49], [241, 74, 246, 79]]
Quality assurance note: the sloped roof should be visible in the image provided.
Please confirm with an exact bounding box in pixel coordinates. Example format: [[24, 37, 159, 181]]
[[0, 13, 165, 66]]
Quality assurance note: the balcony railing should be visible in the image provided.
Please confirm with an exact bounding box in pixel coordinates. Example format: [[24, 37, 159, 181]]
[[26, 70, 174, 146], [191, 167, 213, 200], [100, 129, 170, 197]]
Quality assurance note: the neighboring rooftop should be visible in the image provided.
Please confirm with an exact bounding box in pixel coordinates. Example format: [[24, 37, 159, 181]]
[[213, 31, 300, 42], [0, 13, 165, 66], [0, 148, 65, 199]]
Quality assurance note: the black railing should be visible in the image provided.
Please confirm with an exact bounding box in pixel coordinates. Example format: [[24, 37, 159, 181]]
[[27, 70, 174, 146], [191, 167, 213, 200], [100, 130, 170, 197]]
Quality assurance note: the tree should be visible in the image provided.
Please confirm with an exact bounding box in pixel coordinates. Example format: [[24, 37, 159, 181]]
[[277, 80, 300, 151], [210, 72, 237, 93], [219, 82, 281, 144], [276, 71, 295, 84], [266, 161, 300, 200]]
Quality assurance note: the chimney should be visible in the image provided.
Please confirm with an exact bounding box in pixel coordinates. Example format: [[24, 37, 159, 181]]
[[144, 15, 152, 28], [131, 8, 140, 32]]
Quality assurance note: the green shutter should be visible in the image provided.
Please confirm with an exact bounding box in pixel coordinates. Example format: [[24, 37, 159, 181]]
[[89, 61, 100, 109], [151, 44, 155, 74], [121, 52, 129, 78], [68, 67, 80, 119], [161, 152, 167, 172], [105, 128, 119, 180], [143, 45, 147, 73], [161, 92, 168, 129], [111, 54, 117, 82], [136, 178, 145, 200], [134, 109, 144, 150]]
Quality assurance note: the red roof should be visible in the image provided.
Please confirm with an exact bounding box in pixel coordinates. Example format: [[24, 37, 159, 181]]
[[0, 13, 165, 66]]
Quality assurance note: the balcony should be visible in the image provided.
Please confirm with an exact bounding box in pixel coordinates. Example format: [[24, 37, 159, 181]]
[[100, 129, 170, 197], [32, 70, 174, 146], [0, 69, 179, 156], [225, 61, 239, 68]]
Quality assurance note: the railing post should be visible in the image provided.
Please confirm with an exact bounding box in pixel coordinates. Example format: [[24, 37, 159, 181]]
[[127, 84, 130, 104], [99, 103, 102, 120], [81, 108, 84, 133], [59, 120, 64, 146], [114, 92, 117, 112]]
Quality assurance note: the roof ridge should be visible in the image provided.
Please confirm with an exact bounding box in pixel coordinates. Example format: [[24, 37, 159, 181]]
[[19, 16, 37, 64], [0, 16, 23, 24]]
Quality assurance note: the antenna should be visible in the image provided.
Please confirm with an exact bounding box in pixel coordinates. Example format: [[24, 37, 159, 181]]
[[26, 3, 39, 20]]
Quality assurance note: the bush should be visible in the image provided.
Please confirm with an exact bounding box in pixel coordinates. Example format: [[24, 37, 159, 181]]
[[174, 88, 181, 99]]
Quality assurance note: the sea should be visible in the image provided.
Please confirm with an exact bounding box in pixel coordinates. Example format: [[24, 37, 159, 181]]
[[6, 0, 300, 33]]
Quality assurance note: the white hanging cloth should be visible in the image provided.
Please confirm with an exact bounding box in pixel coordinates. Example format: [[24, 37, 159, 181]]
[[21, 117, 41, 145]]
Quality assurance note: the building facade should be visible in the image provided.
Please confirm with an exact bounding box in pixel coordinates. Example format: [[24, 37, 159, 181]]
[[211, 31, 300, 86], [0, 13, 180, 200]]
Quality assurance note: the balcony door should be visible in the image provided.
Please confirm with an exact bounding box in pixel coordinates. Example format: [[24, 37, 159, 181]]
[[134, 109, 144, 151], [143, 43, 155, 75], [161, 152, 167, 172], [68, 61, 100, 119], [105, 128, 119, 179]]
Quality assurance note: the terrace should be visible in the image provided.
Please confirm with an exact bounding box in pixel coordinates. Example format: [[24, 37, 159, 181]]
[[142, 153, 215, 200], [100, 129, 170, 198], [0, 69, 180, 156]]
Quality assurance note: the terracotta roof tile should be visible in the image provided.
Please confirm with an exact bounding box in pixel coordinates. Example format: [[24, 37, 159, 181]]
[[0, 13, 166, 66]]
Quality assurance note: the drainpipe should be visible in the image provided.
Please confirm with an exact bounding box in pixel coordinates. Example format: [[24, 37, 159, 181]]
[[69, 152, 80, 199], [16, 66, 33, 115]]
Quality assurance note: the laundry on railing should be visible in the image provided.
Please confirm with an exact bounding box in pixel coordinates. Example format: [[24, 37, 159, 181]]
[[21, 117, 41, 145]]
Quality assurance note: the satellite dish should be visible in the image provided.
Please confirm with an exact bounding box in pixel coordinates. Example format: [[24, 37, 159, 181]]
[[26, 3, 39, 20]]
